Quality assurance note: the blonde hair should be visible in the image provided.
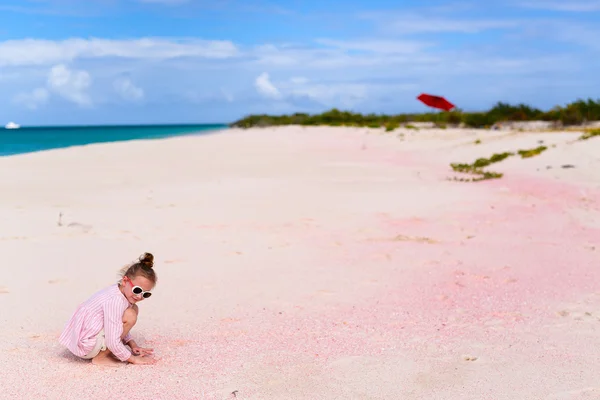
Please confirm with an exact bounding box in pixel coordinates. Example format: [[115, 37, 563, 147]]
[[118, 252, 157, 285]]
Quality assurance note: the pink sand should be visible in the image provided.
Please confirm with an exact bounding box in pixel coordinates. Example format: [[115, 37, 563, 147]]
[[0, 126, 598, 399]]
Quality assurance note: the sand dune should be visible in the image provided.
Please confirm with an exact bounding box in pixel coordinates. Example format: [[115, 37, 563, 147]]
[[0, 126, 598, 399]]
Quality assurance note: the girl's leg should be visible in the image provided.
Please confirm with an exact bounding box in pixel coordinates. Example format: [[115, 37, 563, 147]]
[[121, 304, 138, 341], [91, 349, 120, 366], [92, 306, 139, 366]]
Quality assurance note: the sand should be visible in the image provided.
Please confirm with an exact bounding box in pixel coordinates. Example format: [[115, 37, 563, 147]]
[[0, 125, 598, 399]]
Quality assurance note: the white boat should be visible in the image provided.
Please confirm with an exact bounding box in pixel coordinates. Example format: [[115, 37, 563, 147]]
[[5, 122, 20, 129]]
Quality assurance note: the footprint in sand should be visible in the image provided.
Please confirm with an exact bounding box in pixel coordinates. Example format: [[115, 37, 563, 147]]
[[557, 309, 597, 322], [366, 234, 438, 244], [66, 222, 93, 234], [0, 236, 27, 241], [392, 234, 438, 244], [555, 293, 600, 325]]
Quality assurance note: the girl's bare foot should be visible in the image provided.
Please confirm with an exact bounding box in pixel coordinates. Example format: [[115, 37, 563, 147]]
[[92, 350, 122, 367]]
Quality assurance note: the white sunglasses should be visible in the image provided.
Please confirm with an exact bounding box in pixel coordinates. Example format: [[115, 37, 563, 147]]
[[126, 278, 152, 298]]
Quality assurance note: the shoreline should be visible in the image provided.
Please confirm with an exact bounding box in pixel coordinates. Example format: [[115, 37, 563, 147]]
[[1, 125, 598, 399], [1, 123, 594, 160], [0, 124, 229, 158]]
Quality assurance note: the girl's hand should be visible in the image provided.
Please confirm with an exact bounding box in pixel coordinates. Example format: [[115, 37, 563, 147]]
[[131, 346, 154, 356]]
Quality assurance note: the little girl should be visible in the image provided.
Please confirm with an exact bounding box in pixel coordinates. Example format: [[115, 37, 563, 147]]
[[59, 253, 157, 366]]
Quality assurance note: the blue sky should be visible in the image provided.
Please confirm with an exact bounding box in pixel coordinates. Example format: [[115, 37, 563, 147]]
[[1, 0, 600, 125]]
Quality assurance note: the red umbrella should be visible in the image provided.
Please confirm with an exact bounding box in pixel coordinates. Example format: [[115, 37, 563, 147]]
[[417, 93, 456, 112]]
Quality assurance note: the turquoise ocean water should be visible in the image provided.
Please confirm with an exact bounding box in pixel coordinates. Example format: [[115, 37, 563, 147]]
[[0, 124, 228, 157]]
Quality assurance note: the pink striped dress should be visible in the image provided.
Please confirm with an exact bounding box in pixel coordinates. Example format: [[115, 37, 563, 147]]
[[59, 284, 133, 362]]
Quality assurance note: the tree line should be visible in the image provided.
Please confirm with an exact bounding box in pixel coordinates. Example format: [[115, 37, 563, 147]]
[[230, 98, 600, 129]]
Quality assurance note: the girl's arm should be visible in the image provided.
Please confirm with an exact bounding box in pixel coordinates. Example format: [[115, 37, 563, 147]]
[[123, 334, 133, 345]]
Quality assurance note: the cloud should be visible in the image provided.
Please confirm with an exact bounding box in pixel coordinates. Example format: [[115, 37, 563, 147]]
[[12, 64, 92, 109], [290, 76, 309, 85], [251, 75, 370, 108], [315, 38, 432, 54], [518, 1, 600, 11], [249, 36, 455, 71], [550, 24, 600, 50], [253, 72, 366, 107], [221, 88, 234, 102], [254, 72, 281, 99], [393, 17, 519, 34], [288, 80, 368, 108], [284, 77, 414, 109], [47, 64, 92, 106], [0, 3, 99, 17], [361, 12, 520, 34], [13, 88, 50, 110], [114, 78, 144, 102], [138, 0, 189, 4], [0, 38, 239, 67]]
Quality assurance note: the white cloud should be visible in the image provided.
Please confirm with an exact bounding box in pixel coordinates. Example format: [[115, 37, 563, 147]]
[[250, 41, 439, 71], [290, 82, 369, 108], [138, 0, 189, 4], [290, 76, 309, 84], [390, 17, 519, 34], [251, 74, 369, 108], [549, 24, 600, 50], [518, 1, 600, 11], [360, 12, 520, 34], [114, 78, 144, 102], [0, 38, 239, 67], [316, 38, 431, 54], [13, 88, 50, 110], [221, 88, 234, 102], [47, 64, 92, 106], [255, 72, 281, 99], [12, 64, 92, 109], [252, 44, 304, 67]]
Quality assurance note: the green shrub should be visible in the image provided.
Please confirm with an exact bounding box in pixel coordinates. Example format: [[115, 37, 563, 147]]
[[517, 146, 547, 158], [579, 129, 600, 140], [385, 122, 399, 132], [230, 98, 600, 129], [450, 146, 547, 182]]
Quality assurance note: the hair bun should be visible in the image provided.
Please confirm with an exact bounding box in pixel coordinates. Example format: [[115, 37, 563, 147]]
[[139, 252, 154, 268]]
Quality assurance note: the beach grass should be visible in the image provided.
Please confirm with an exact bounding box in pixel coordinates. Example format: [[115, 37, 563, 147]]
[[579, 129, 600, 140], [451, 145, 549, 182], [517, 145, 548, 158]]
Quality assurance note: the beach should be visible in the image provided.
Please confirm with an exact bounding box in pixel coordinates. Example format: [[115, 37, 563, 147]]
[[0, 125, 599, 399]]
